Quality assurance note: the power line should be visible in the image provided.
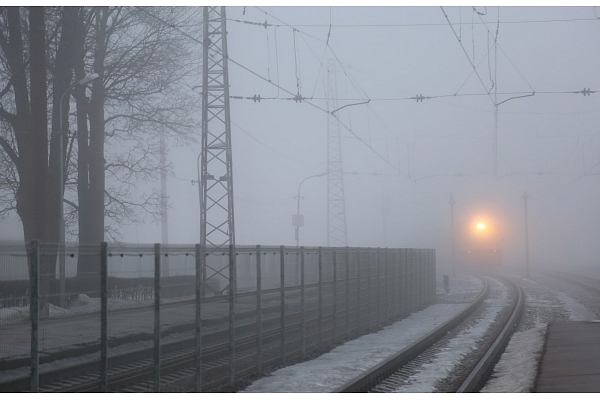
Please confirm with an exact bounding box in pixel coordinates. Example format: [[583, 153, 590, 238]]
[[139, 6, 598, 181], [228, 17, 600, 28], [230, 120, 316, 165], [230, 89, 596, 103], [440, 6, 496, 106], [473, 8, 536, 94], [135, 6, 407, 176]]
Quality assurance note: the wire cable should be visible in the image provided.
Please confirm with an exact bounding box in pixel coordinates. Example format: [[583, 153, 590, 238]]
[[440, 6, 496, 106], [265, 12, 271, 82], [474, 9, 536, 93], [228, 17, 600, 28]]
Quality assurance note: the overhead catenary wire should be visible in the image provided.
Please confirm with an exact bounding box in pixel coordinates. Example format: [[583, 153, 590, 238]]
[[230, 89, 596, 103], [134, 6, 408, 177], [228, 17, 600, 28], [138, 6, 598, 182], [440, 6, 496, 106], [473, 7, 536, 94], [265, 12, 272, 82]]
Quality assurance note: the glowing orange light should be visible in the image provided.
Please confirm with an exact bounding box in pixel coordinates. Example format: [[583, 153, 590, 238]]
[[476, 222, 485, 230]]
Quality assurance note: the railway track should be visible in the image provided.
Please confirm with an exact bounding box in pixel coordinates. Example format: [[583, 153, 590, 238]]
[[1, 306, 297, 392], [539, 270, 600, 294], [335, 277, 524, 393], [1, 292, 408, 392]]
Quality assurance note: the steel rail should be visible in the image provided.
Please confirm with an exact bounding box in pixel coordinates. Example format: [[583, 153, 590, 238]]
[[540, 270, 600, 294], [457, 278, 525, 392], [335, 277, 490, 392]]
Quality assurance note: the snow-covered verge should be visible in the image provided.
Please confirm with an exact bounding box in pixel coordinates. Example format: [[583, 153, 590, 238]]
[[481, 275, 598, 393], [243, 303, 470, 392], [243, 274, 599, 393], [243, 275, 484, 393], [393, 278, 508, 392]]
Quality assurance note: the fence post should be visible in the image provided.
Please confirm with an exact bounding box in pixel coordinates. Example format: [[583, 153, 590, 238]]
[[154, 243, 161, 393], [397, 249, 401, 316], [345, 246, 350, 338], [356, 248, 361, 333], [332, 249, 337, 343], [30, 240, 39, 393], [401, 248, 407, 315], [256, 245, 263, 373], [408, 249, 414, 312], [195, 244, 203, 392], [391, 248, 395, 319], [300, 246, 305, 357], [421, 249, 425, 306], [318, 247, 323, 349], [426, 249, 430, 303], [280, 245, 286, 363], [367, 249, 372, 327], [432, 249, 437, 303], [417, 249, 422, 307], [384, 248, 389, 322], [377, 247, 381, 325], [228, 244, 236, 388], [100, 242, 108, 392]]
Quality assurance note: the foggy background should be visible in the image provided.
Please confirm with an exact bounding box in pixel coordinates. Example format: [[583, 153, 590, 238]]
[[2, 6, 600, 276]]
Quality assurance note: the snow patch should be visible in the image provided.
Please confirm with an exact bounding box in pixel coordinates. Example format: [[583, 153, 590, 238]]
[[556, 292, 597, 321], [481, 324, 547, 393]]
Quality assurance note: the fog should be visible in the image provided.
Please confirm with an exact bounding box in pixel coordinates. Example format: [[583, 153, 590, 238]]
[[3, 6, 600, 276]]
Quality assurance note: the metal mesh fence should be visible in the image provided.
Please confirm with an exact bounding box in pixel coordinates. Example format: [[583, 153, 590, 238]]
[[0, 242, 435, 392]]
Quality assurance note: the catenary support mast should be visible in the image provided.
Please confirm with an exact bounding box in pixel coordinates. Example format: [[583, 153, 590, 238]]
[[326, 59, 348, 246], [200, 6, 235, 294]]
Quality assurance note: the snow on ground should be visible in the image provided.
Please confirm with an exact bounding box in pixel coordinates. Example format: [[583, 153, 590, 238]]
[[243, 303, 468, 393], [4, 272, 595, 393], [557, 292, 597, 321], [243, 275, 484, 393], [246, 274, 600, 393], [481, 276, 598, 393], [394, 279, 507, 392], [480, 324, 547, 393]]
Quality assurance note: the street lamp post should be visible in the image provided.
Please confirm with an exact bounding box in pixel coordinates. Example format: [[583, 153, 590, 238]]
[[58, 73, 100, 308], [294, 172, 327, 247]]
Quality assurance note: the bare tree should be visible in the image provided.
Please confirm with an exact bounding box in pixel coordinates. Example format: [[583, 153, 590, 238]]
[[71, 6, 201, 273], [0, 6, 202, 306]]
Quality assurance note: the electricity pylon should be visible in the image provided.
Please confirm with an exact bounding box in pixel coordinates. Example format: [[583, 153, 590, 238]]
[[326, 59, 348, 246], [199, 6, 235, 294]]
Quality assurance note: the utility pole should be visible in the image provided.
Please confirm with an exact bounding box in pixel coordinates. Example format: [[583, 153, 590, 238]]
[[160, 129, 169, 277], [326, 59, 348, 246], [523, 191, 530, 278], [494, 103, 498, 178], [199, 6, 235, 295], [294, 172, 327, 247], [449, 193, 456, 277]]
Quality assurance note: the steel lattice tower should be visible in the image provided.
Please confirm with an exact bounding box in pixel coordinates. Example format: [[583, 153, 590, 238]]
[[200, 6, 235, 294], [326, 59, 348, 246]]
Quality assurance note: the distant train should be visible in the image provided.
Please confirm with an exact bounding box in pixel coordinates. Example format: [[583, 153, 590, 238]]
[[458, 215, 503, 271]]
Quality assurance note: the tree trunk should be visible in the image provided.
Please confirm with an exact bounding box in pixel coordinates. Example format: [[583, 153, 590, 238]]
[[87, 7, 108, 250], [73, 8, 94, 274], [27, 6, 51, 316]]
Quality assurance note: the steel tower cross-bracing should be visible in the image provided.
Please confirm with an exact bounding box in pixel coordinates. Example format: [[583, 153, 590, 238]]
[[200, 6, 235, 295], [326, 59, 348, 246]]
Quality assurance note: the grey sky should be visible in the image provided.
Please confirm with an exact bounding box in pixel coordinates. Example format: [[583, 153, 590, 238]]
[[3, 6, 599, 275]]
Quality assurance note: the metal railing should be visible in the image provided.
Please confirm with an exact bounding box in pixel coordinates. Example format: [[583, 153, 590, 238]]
[[0, 241, 436, 392]]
